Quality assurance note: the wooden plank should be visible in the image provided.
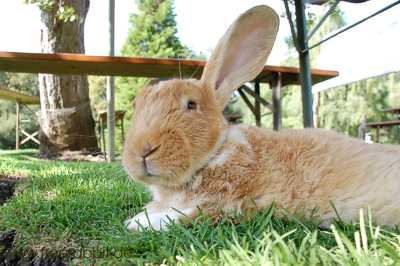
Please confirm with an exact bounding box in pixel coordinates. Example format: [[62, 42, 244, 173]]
[[238, 88, 256, 116], [240, 85, 273, 111], [0, 51, 338, 85], [20, 130, 40, 145], [366, 120, 400, 128], [382, 107, 400, 114], [0, 87, 40, 105]]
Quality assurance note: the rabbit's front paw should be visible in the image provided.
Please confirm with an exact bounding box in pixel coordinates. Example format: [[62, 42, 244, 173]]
[[125, 209, 183, 231]]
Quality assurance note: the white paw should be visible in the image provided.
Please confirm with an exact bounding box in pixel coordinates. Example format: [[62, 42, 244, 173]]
[[125, 207, 195, 231], [125, 209, 180, 231]]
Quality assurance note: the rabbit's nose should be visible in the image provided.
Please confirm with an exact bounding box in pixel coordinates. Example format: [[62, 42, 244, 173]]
[[141, 142, 160, 159]]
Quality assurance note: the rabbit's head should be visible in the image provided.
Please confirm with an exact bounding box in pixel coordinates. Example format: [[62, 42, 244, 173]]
[[122, 5, 279, 188]]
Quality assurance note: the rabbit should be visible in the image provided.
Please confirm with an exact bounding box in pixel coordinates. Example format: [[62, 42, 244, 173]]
[[122, 5, 400, 231]]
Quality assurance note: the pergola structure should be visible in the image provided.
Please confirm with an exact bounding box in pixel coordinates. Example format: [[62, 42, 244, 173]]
[[0, 87, 40, 149], [283, 0, 400, 129]]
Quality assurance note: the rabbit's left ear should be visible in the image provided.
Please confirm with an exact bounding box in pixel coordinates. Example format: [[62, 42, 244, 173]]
[[201, 5, 279, 110]]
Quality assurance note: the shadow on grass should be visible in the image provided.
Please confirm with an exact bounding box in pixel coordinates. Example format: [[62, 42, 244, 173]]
[[1, 150, 399, 264]]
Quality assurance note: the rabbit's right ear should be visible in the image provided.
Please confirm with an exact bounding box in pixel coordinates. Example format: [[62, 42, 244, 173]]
[[201, 5, 279, 110]]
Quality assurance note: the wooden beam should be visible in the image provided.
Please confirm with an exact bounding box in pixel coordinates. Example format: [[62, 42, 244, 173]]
[[366, 120, 400, 128], [238, 88, 256, 116], [0, 51, 338, 85], [21, 130, 39, 145], [0, 87, 39, 105], [240, 85, 273, 111]]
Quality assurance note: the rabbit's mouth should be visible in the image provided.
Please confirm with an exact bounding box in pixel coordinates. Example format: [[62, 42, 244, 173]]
[[141, 158, 157, 177]]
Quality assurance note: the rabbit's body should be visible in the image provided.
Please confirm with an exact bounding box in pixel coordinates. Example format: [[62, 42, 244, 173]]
[[122, 6, 400, 230], [189, 126, 400, 225]]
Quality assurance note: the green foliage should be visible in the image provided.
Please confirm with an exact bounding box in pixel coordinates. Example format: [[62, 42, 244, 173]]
[[319, 72, 400, 143], [111, 0, 196, 153], [23, 0, 77, 22], [121, 0, 192, 58], [1, 150, 400, 264], [116, 0, 194, 121]]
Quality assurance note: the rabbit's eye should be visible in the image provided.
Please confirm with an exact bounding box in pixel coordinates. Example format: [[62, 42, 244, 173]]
[[187, 100, 197, 110]]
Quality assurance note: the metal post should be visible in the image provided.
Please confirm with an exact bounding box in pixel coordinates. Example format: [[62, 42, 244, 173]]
[[107, 0, 115, 162], [295, 0, 314, 128], [254, 80, 261, 127], [15, 101, 20, 150], [272, 73, 282, 131]]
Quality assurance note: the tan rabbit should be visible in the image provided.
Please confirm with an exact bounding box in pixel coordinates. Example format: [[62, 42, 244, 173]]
[[122, 5, 400, 231]]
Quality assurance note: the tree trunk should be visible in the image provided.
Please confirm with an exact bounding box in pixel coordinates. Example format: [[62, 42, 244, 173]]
[[38, 0, 98, 157]]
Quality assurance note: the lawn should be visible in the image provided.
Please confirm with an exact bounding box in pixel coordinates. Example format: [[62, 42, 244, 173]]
[[0, 150, 399, 265]]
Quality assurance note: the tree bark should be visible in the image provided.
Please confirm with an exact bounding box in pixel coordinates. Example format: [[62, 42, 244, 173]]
[[38, 0, 98, 157]]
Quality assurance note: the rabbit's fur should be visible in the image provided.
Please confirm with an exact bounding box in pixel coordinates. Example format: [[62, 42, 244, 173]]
[[122, 6, 400, 231]]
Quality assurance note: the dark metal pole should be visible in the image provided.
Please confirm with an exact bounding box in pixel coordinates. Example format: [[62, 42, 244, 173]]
[[295, 0, 314, 128], [272, 73, 282, 131], [254, 80, 261, 127], [107, 0, 115, 162]]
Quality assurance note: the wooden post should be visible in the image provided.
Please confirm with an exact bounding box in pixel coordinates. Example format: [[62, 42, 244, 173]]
[[15, 101, 20, 150], [358, 116, 367, 140], [254, 80, 261, 127], [376, 126, 380, 143], [238, 88, 256, 116], [271, 73, 282, 131]]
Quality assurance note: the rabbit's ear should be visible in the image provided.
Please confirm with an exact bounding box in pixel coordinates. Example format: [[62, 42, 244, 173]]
[[201, 5, 279, 109]]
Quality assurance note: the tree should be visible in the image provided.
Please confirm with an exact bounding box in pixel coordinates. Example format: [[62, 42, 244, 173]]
[[117, 0, 194, 120], [26, 0, 98, 157]]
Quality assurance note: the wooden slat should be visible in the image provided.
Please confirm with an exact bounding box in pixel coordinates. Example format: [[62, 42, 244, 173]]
[[382, 107, 400, 114], [0, 51, 338, 86], [366, 120, 400, 128], [0, 87, 40, 104]]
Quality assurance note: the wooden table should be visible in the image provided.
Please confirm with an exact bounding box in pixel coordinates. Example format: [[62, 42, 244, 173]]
[[0, 51, 338, 129], [0, 51, 337, 85], [383, 107, 400, 119], [366, 120, 400, 143]]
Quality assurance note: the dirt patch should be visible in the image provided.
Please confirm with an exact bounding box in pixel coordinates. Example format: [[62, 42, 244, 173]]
[[0, 176, 67, 265], [0, 177, 19, 206], [0, 230, 65, 266]]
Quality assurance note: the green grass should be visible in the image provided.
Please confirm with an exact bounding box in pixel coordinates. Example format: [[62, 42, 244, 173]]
[[1, 150, 399, 265]]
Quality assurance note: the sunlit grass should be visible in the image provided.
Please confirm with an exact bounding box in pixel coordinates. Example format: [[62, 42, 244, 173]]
[[1, 150, 399, 265]]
